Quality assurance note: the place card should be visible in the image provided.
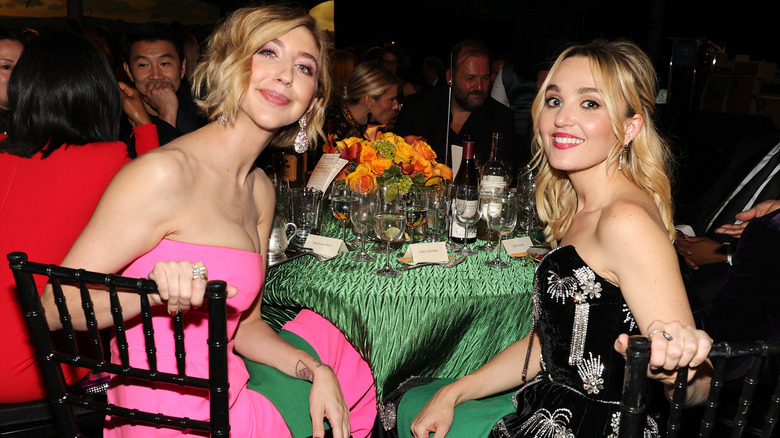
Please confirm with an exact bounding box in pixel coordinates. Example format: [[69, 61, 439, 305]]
[[306, 153, 348, 193], [504, 236, 533, 256], [403, 242, 449, 264], [303, 234, 348, 260]]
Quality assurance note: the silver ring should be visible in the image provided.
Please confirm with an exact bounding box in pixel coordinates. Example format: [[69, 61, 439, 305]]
[[648, 329, 673, 341], [192, 265, 208, 281]]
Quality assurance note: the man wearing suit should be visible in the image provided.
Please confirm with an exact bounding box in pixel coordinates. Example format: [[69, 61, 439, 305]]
[[394, 39, 520, 174], [677, 130, 780, 300]]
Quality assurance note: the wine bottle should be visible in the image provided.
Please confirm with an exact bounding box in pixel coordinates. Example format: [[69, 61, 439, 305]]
[[477, 132, 510, 240], [451, 136, 479, 244]]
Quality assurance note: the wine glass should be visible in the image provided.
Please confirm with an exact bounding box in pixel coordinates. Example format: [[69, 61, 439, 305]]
[[442, 181, 461, 251], [373, 184, 406, 277], [425, 184, 447, 242], [484, 191, 518, 268], [330, 180, 355, 250], [453, 184, 481, 256], [404, 191, 428, 243], [476, 184, 506, 252], [350, 180, 376, 262]]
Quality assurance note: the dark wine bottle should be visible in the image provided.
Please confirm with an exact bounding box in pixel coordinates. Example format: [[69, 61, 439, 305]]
[[451, 136, 479, 244]]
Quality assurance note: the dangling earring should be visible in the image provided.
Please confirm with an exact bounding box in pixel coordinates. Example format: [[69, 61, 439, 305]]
[[618, 138, 633, 171], [366, 111, 373, 125], [217, 113, 227, 126], [294, 116, 309, 153]]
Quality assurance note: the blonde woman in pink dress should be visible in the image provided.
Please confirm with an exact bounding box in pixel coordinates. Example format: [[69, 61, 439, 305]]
[[40, 6, 376, 438]]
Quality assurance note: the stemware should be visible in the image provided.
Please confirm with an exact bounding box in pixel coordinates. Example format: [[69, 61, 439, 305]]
[[404, 191, 428, 243], [349, 180, 376, 262], [441, 181, 462, 251], [425, 184, 448, 242], [484, 191, 518, 268], [330, 179, 355, 250], [373, 184, 406, 277], [453, 184, 481, 256], [476, 184, 506, 252]]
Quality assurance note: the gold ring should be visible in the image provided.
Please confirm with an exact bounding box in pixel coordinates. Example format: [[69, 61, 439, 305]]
[[192, 265, 208, 281], [648, 329, 673, 341]]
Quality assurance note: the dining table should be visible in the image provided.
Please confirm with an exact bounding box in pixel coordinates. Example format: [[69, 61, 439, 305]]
[[261, 221, 536, 398]]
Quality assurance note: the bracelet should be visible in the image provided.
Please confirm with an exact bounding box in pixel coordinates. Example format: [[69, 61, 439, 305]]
[[724, 242, 733, 265]]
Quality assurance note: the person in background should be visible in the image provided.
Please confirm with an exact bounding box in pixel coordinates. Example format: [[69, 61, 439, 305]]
[[420, 56, 445, 91], [0, 28, 24, 133], [329, 61, 400, 140], [395, 39, 518, 172], [41, 6, 376, 437], [120, 22, 205, 155], [328, 48, 359, 104], [378, 43, 419, 100], [0, 31, 158, 404], [384, 40, 712, 437]]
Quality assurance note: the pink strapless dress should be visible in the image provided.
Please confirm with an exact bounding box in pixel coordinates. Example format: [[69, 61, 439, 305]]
[[104, 240, 376, 437]]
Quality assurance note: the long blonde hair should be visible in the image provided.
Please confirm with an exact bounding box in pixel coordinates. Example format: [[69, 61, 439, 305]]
[[191, 5, 331, 147], [530, 40, 675, 245]]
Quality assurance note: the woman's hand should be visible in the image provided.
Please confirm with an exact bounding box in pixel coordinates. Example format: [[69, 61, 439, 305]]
[[308, 361, 350, 438], [615, 320, 712, 386], [148, 260, 237, 315], [410, 386, 457, 438], [118, 81, 152, 127]]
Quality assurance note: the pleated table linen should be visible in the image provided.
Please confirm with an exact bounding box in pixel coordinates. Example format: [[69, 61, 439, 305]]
[[262, 225, 536, 398]]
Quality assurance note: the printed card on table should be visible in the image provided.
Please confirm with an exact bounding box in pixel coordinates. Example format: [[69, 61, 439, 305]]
[[307, 153, 348, 193], [403, 242, 449, 264], [304, 234, 348, 260], [503, 236, 533, 256]]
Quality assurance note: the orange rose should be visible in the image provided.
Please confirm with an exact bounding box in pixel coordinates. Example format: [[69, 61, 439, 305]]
[[360, 143, 378, 164], [412, 155, 434, 178], [369, 156, 394, 174], [412, 140, 437, 161], [346, 163, 376, 193]]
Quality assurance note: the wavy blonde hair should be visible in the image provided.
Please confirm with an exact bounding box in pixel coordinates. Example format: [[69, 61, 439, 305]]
[[530, 40, 675, 246], [191, 5, 331, 148]]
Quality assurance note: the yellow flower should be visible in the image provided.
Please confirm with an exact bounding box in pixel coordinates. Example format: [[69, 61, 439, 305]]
[[394, 140, 415, 164]]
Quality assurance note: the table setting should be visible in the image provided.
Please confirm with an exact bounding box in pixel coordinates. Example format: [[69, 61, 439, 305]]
[[262, 129, 544, 397]]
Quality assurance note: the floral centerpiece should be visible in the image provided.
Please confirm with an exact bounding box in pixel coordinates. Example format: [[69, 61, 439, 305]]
[[324, 126, 452, 198]]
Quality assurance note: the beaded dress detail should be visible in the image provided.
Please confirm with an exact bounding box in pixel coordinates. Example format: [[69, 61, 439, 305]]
[[489, 245, 659, 437]]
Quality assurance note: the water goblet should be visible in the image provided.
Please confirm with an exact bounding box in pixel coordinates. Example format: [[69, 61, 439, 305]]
[[476, 184, 506, 252], [441, 181, 462, 251], [425, 185, 447, 242], [453, 184, 481, 256], [330, 180, 355, 250], [373, 184, 406, 277], [349, 180, 376, 262], [485, 191, 519, 268], [404, 191, 428, 243]]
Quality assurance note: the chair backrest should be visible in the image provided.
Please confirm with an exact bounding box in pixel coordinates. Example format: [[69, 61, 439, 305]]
[[619, 335, 780, 438], [7, 252, 230, 437]]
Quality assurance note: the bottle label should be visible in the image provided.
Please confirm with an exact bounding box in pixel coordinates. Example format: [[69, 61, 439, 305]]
[[282, 154, 299, 182]]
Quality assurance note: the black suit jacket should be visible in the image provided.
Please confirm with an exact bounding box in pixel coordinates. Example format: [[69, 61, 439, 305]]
[[393, 87, 523, 175]]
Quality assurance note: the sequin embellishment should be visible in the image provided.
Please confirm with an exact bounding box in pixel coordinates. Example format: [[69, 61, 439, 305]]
[[520, 408, 576, 438], [378, 402, 397, 430], [622, 304, 637, 331], [546, 271, 580, 303], [577, 352, 605, 394]]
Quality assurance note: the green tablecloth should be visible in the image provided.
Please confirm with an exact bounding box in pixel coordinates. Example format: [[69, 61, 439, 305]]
[[262, 222, 535, 398]]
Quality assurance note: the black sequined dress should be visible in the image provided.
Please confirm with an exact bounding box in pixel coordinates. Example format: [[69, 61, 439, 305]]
[[489, 245, 660, 437]]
